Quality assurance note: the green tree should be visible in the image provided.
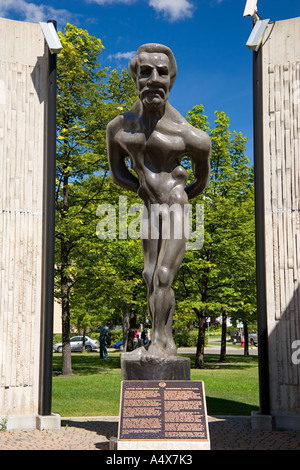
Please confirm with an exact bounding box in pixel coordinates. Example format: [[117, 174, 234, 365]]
[[55, 24, 107, 375], [55, 24, 138, 374]]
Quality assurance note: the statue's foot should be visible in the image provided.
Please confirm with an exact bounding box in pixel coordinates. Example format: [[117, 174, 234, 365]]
[[121, 346, 147, 358], [145, 341, 177, 359], [121, 339, 177, 363], [166, 338, 177, 357]]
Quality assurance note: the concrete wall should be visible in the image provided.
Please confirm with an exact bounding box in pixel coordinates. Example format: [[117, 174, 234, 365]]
[[0, 18, 48, 426], [262, 17, 300, 427]]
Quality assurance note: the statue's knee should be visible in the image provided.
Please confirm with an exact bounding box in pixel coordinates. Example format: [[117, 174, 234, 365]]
[[154, 266, 170, 288]]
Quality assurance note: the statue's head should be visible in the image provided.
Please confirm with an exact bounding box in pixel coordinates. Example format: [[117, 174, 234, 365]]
[[129, 43, 177, 111]]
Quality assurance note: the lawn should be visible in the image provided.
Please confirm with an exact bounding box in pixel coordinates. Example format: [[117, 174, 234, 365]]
[[52, 351, 259, 417], [52, 353, 122, 416]]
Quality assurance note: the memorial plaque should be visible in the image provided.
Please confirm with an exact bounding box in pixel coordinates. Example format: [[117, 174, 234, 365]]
[[118, 380, 210, 449]]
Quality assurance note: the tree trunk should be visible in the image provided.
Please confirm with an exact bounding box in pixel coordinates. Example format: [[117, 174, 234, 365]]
[[82, 329, 86, 352], [61, 254, 72, 375], [123, 310, 129, 351], [195, 309, 206, 368], [127, 311, 137, 352], [123, 310, 137, 351], [60, 171, 72, 375], [219, 309, 227, 362]]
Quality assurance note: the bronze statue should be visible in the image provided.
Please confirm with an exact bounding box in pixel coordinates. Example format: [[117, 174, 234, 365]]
[[106, 43, 210, 359]]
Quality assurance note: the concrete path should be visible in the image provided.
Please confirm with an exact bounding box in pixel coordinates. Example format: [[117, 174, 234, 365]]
[[0, 415, 299, 450], [3, 343, 294, 451]]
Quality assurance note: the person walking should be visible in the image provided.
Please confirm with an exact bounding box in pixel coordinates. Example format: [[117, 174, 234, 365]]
[[99, 320, 112, 359]]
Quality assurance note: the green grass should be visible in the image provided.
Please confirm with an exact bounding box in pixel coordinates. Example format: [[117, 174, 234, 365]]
[[52, 353, 122, 416], [52, 352, 259, 417], [189, 355, 259, 416]]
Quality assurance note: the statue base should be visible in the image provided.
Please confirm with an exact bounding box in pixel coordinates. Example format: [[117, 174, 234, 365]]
[[121, 349, 190, 381]]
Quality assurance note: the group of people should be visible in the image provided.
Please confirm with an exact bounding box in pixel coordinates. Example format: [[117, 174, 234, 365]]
[[134, 324, 150, 349], [99, 321, 151, 359]]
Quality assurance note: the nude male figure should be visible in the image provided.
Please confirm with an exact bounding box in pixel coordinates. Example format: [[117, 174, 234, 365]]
[[106, 43, 211, 358]]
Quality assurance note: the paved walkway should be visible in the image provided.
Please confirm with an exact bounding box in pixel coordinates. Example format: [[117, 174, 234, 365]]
[[0, 416, 299, 450]]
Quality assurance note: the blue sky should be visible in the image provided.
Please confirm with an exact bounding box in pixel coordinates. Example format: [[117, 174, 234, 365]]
[[1, 0, 300, 163]]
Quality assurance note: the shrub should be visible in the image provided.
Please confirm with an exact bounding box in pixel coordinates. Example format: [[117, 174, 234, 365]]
[[110, 329, 123, 343], [174, 328, 199, 347]]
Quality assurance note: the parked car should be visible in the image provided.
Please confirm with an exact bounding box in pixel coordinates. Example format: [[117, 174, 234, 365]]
[[249, 332, 258, 346], [113, 340, 124, 350], [53, 336, 99, 353], [230, 329, 241, 344]]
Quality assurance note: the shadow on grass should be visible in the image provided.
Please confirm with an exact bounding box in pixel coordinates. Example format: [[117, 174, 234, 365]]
[[52, 353, 121, 376], [53, 352, 258, 375], [206, 396, 259, 416]]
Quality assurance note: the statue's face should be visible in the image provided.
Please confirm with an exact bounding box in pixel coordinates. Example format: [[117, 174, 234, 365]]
[[136, 52, 171, 111]]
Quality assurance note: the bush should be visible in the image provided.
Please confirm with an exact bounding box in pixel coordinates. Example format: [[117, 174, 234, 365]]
[[89, 332, 100, 341], [174, 329, 199, 347], [187, 330, 199, 346], [53, 334, 62, 345], [53, 329, 123, 347], [110, 329, 123, 343]]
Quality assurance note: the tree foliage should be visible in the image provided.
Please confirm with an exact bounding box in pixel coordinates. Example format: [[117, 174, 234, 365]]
[[55, 24, 138, 374], [174, 105, 256, 367]]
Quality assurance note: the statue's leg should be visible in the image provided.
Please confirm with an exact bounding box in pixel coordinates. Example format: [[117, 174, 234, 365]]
[[141, 235, 158, 325], [147, 206, 187, 356], [140, 204, 157, 325]]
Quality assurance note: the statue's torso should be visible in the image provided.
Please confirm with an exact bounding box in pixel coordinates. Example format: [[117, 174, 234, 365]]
[[115, 116, 189, 205]]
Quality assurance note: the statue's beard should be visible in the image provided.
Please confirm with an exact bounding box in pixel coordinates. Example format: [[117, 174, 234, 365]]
[[140, 88, 168, 111]]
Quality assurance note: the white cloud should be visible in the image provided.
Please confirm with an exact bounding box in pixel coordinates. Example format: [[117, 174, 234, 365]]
[[149, 0, 194, 22], [86, 0, 136, 4], [0, 0, 196, 27], [87, 0, 194, 21], [108, 51, 136, 61], [0, 0, 74, 25]]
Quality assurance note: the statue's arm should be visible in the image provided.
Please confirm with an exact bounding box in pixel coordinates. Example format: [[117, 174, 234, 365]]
[[184, 129, 211, 200], [106, 119, 139, 193]]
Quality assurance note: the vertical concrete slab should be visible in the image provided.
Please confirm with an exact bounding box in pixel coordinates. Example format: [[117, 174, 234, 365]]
[[0, 17, 49, 428], [262, 17, 300, 429]]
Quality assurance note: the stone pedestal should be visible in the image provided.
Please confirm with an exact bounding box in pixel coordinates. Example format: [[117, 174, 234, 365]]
[[36, 413, 61, 431], [117, 352, 211, 450], [6, 413, 61, 431], [121, 351, 190, 381], [251, 411, 273, 431]]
